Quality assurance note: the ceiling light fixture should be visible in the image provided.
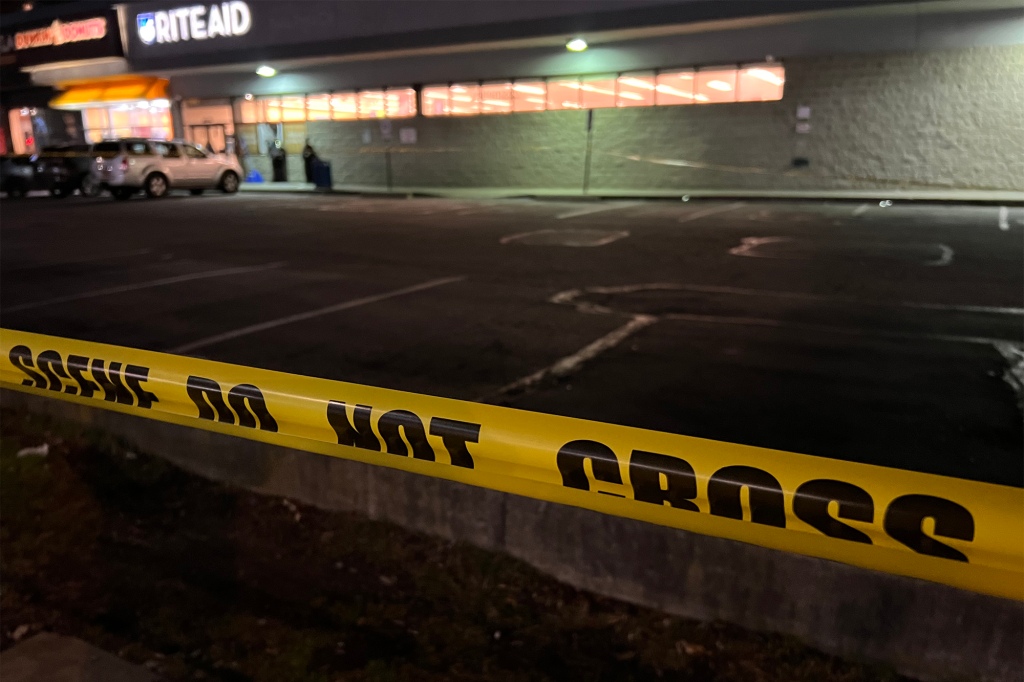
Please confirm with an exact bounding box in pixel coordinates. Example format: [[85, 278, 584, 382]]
[[566, 37, 588, 52], [256, 65, 276, 77]]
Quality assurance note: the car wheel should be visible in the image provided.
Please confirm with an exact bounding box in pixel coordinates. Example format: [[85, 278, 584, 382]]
[[5, 181, 27, 199], [51, 185, 71, 198], [112, 187, 134, 200], [145, 173, 169, 198], [189, 188, 204, 196], [79, 174, 100, 197], [220, 171, 239, 194]]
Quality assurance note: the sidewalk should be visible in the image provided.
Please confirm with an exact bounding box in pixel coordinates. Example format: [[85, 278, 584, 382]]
[[240, 181, 1024, 203], [0, 634, 155, 682]]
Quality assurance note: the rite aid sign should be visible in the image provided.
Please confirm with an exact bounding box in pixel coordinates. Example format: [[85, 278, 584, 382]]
[[137, 1, 251, 45]]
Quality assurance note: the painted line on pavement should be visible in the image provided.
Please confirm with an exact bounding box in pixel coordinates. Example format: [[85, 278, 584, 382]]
[[998, 206, 1010, 231], [500, 229, 629, 246], [677, 201, 744, 224], [486, 314, 658, 399], [170, 276, 465, 354], [556, 201, 641, 220], [994, 341, 1024, 409], [6, 262, 287, 313], [928, 244, 954, 267]]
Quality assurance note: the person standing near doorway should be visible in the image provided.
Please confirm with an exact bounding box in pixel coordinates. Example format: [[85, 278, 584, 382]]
[[302, 139, 318, 183], [270, 139, 287, 182]]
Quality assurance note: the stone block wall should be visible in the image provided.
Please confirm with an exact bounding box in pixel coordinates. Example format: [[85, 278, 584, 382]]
[[293, 45, 1023, 193]]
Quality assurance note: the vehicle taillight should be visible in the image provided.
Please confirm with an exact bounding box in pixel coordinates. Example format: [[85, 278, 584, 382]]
[[119, 157, 129, 172]]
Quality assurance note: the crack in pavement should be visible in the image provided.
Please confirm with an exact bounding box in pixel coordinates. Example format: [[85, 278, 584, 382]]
[[483, 282, 1024, 403]]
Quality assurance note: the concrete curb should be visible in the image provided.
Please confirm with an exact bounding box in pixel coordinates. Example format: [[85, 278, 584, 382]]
[[240, 182, 1024, 204], [4, 389, 1022, 682]]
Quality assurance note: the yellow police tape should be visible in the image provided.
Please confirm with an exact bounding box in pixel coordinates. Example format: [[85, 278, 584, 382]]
[[2, 328, 1021, 600]]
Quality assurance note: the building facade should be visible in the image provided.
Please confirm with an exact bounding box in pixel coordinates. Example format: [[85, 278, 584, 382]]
[[2, 0, 1022, 192]]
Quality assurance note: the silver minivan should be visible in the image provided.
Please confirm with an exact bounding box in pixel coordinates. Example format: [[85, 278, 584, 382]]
[[93, 138, 242, 200]]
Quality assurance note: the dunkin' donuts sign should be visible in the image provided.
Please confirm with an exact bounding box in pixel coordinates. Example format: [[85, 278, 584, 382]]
[[14, 17, 107, 50]]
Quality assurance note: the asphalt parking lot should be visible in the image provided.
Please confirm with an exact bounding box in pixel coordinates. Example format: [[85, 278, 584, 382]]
[[2, 192, 1022, 486]]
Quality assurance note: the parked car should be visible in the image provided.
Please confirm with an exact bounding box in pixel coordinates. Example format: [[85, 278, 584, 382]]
[[40, 144, 101, 197], [1, 154, 72, 198], [92, 138, 242, 200]]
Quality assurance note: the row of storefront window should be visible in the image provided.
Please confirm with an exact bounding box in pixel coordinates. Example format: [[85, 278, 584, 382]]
[[234, 64, 784, 123]]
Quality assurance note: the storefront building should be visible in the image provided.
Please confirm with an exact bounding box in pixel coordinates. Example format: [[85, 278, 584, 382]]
[[0, 4, 176, 153], [4, 0, 1023, 192]]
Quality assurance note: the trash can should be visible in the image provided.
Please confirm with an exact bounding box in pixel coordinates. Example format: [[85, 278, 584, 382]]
[[312, 160, 332, 190]]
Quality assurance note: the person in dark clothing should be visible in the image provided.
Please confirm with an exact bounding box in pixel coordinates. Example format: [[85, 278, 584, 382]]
[[302, 139, 318, 183], [270, 139, 287, 182]]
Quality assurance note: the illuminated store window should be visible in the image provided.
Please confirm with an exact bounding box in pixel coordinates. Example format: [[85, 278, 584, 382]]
[[81, 102, 172, 142], [358, 90, 387, 119], [580, 75, 617, 109], [385, 87, 417, 118], [280, 96, 306, 122], [422, 85, 450, 116], [656, 70, 698, 105], [737, 64, 785, 101], [8, 108, 36, 153], [260, 98, 282, 122], [331, 93, 358, 120], [449, 84, 481, 116], [547, 78, 581, 110], [511, 81, 546, 112], [480, 82, 512, 114], [695, 68, 738, 104], [306, 94, 332, 120], [616, 73, 655, 107]]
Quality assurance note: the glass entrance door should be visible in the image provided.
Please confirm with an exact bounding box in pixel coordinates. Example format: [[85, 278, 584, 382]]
[[189, 124, 228, 154]]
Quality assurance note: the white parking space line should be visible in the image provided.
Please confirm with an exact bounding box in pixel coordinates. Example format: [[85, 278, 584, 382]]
[[998, 206, 1010, 230], [852, 203, 871, 216], [928, 244, 954, 267], [994, 341, 1024, 409], [676, 201, 744, 224], [555, 201, 641, 219], [500, 229, 629, 246], [6, 262, 287, 313], [487, 314, 658, 399], [170, 276, 465, 354]]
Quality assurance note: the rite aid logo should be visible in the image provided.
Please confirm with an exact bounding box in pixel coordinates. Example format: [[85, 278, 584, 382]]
[[137, 1, 251, 45]]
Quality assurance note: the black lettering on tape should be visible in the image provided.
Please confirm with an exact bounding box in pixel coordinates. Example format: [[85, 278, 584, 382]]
[[123, 365, 158, 410], [884, 494, 974, 562], [327, 401, 380, 451], [66, 355, 99, 398], [186, 375, 233, 423], [708, 465, 786, 527], [36, 350, 71, 392], [794, 479, 873, 544], [10, 345, 46, 388], [91, 359, 135, 405], [378, 409, 434, 461], [557, 440, 624, 496], [227, 383, 277, 432], [429, 417, 478, 469], [629, 450, 699, 512]]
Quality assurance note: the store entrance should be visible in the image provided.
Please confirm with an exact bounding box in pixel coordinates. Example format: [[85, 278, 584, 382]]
[[189, 124, 228, 154]]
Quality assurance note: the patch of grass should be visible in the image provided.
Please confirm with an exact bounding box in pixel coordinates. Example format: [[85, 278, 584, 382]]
[[0, 407, 912, 681]]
